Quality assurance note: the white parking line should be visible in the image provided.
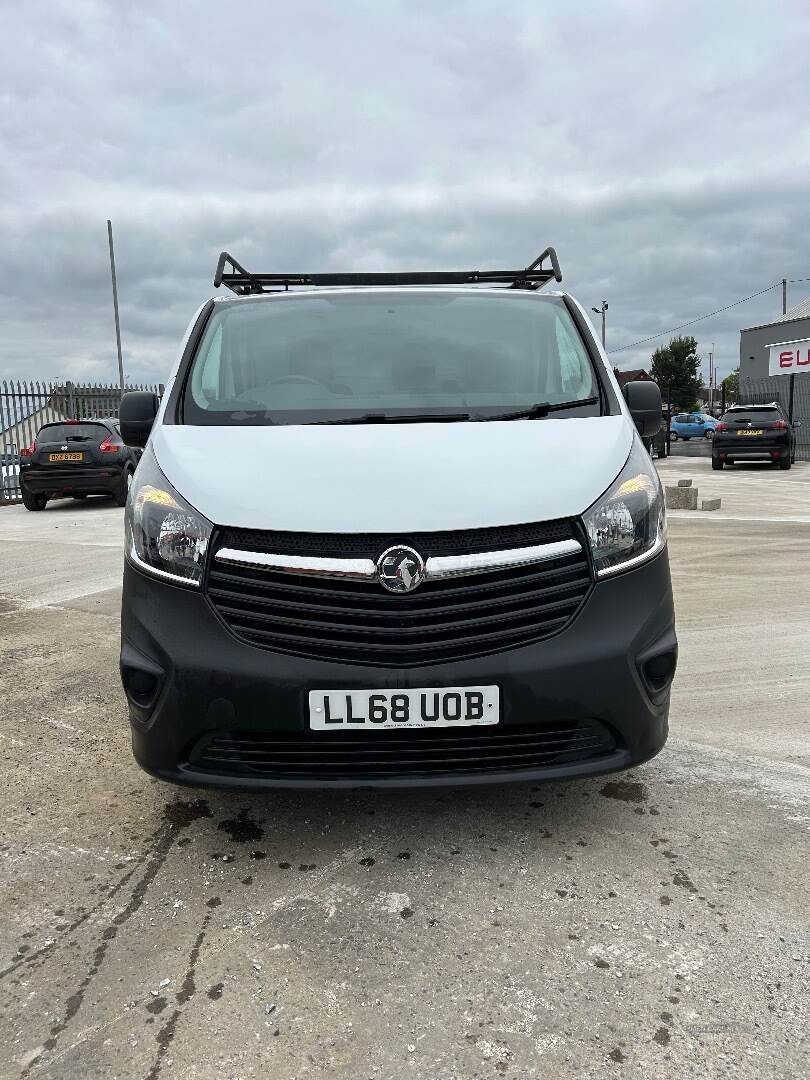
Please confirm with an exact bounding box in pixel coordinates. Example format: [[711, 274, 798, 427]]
[[668, 512, 810, 524]]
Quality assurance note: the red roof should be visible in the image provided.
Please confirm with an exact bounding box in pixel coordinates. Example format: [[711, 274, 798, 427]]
[[613, 368, 653, 389]]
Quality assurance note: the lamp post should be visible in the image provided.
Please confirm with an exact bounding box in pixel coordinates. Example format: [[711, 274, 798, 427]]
[[107, 220, 124, 392], [591, 301, 608, 348], [708, 342, 714, 412]]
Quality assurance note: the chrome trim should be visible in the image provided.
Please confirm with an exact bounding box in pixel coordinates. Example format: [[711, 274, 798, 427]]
[[215, 547, 376, 581], [425, 538, 582, 580], [376, 544, 426, 593], [214, 537, 582, 584]]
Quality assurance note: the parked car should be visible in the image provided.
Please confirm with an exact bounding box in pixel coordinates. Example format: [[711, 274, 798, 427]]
[[117, 247, 676, 790], [712, 403, 798, 470], [669, 412, 718, 440], [19, 418, 139, 510]]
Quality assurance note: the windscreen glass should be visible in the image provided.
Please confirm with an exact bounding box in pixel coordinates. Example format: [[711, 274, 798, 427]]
[[38, 423, 108, 441], [183, 292, 600, 425], [723, 409, 781, 424]]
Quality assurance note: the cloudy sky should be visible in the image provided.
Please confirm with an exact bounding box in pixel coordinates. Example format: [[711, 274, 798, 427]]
[[2, 0, 808, 388]]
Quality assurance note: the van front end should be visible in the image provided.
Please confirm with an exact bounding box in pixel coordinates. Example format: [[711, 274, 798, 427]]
[[121, 542, 674, 789], [120, 435, 676, 790], [119, 262, 677, 789]]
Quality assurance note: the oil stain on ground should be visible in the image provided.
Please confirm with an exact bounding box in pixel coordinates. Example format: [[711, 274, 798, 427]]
[[146, 911, 212, 1079], [20, 799, 212, 1076], [217, 808, 264, 844], [599, 780, 647, 803]]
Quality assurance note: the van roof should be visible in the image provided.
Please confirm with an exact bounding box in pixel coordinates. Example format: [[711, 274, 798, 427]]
[[212, 286, 569, 305]]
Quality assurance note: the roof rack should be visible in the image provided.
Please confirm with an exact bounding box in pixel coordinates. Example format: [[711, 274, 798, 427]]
[[213, 248, 562, 296]]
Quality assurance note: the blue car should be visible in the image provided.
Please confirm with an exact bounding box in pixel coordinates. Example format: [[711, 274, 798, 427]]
[[669, 412, 718, 441]]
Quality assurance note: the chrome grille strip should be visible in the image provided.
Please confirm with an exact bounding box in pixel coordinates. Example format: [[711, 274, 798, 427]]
[[425, 539, 582, 580], [214, 538, 582, 583], [215, 548, 376, 581]]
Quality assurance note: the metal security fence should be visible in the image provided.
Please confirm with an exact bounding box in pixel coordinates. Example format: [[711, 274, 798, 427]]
[[0, 379, 163, 504], [738, 376, 810, 460]]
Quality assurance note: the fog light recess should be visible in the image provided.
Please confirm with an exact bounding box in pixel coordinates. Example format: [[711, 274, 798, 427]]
[[643, 650, 677, 693], [122, 666, 160, 707]]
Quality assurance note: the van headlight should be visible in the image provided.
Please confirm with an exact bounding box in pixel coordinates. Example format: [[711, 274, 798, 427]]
[[125, 447, 213, 586], [582, 436, 666, 577]]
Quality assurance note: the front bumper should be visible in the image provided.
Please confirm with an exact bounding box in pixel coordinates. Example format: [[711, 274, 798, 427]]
[[120, 549, 676, 789]]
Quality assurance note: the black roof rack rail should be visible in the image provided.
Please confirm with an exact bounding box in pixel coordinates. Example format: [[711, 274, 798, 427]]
[[213, 248, 562, 296]]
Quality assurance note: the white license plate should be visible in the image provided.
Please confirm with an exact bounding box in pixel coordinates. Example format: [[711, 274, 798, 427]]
[[308, 686, 500, 730]]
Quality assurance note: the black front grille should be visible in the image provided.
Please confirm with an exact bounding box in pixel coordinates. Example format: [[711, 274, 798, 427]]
[[217, 519, 573, 559], [206, 521, 592, 666], [188, 720, 616, 780]]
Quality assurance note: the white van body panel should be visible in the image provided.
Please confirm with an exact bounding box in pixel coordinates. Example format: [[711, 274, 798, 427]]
[[152, 415, 632, 533]]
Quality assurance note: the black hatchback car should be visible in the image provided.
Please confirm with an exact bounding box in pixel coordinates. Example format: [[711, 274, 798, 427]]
[[19, 418, 140, 510], [712, 403, 797, 470]]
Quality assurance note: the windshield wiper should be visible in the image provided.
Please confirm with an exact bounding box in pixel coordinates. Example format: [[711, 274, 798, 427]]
[[476, 396, 600, 422], [311, 412, 472, 425]]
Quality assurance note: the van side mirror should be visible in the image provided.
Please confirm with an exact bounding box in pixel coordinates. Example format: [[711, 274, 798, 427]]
[[623, 381, 662, 437], [120, 391, 159, 448]]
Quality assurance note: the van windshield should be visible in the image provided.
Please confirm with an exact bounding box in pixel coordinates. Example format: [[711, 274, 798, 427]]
[[182, 292, 602, 425]]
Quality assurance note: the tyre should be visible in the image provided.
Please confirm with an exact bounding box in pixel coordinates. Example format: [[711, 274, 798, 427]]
[[113, 469, 133, 507], [711, 456, 723, 471], [704, 429, 714, 440], [22, 490, 47, 511], [670, 431, 678, 441], [779, 455, 791, 470]]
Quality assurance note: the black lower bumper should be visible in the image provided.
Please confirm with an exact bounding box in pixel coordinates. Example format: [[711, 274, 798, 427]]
[[120, 550, 676, 789], [21, 464, 125, 496], [714, 437, 790, 461]]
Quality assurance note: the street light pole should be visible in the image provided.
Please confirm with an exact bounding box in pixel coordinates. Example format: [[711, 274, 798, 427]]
[[591, 300, 608, 348], [107, 220, 125, 392], [709, 342, 715, 412]]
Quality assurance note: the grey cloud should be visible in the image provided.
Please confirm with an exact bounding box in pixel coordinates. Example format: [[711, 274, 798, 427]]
[[1, 0, 809, 386]]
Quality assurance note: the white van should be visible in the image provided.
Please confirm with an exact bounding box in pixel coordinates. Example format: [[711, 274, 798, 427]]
[[119, 248, 676, 789]]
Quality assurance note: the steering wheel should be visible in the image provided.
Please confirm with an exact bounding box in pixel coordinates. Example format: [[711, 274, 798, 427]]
[[267, 374, 324, 387]]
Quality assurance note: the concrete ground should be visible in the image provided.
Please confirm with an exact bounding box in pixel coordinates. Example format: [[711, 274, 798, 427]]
[[0, 468, 808, 1080]]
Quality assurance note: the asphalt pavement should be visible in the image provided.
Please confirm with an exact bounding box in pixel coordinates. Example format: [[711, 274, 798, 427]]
[[0, 465, 808, 1080], [666, 436, 713, 458]]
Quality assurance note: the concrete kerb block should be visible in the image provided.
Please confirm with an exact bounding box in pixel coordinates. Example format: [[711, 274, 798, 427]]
[[701, 498, 722, 511], [665, 485, 699, 510], [676, 479, 693, 488]]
